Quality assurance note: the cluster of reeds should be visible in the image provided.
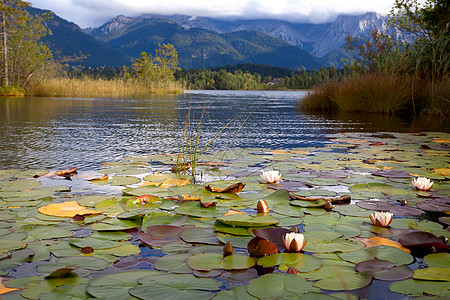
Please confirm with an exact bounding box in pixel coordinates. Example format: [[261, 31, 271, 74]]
[[299, 73, 449, 116], [30, 77, 184, 98]]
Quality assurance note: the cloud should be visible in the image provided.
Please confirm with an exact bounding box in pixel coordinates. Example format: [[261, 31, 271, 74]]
[[30, 0, 394, 27]]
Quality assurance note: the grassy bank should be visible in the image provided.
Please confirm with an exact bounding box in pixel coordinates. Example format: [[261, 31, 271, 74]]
[[299, 74, 449, 116], [29, 77, 184, 98]]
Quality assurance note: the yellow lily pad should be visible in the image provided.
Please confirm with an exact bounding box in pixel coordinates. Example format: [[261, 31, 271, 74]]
[[38, 201, 103, 218]]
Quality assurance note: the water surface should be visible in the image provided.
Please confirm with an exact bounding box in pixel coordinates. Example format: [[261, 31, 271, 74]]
[[0, 90, 447, 170]]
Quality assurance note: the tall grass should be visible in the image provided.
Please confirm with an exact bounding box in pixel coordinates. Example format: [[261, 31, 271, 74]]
[[299, 73, 448, 116], [29, 77, 184, 98]]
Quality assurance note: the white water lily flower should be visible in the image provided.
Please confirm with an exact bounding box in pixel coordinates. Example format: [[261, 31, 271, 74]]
[[260, 170, 283, 184], [369, 211, 393, 227], [282, 232, 306, 252], [412, 177, 433, 191]]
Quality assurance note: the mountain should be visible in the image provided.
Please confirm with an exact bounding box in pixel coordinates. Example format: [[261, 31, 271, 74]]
[[124, 12, 387, 65], [90, 17, 322, 70], [27, 7, 131, 67]]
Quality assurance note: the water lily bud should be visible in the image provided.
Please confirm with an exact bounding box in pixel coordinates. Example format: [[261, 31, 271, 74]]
[[257, 199, 269, 214], [287, 267, 297, 274], [324, 201, 333, 212], [223, 241, 233, 257], [282, 232, 306, 252], [369, 211, 393, 227], [400, 199, 408, 206], [412, 177, 433, 191], [260, 170, 283, 184]]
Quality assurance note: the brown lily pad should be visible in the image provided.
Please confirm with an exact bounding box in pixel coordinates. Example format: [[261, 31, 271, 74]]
[[205, 182, 245, 193], [398, 231, 449, 251], [416, 200, 450, 212], [138, 225, 185, 247], [252, 228, 292, 252], [355, 259, 413, 281], [247, 237, 279, 257]]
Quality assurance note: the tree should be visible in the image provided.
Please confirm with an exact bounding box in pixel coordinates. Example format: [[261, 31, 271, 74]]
[[0, 1, 57, 89], [132, 43, 180, 85]]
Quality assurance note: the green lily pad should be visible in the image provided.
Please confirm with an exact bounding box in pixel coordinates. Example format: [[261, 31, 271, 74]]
[[129, 273, 220, 300], [77, 195, 118, 207], [217, 214, 279, 227], [390, 278, 450, 297], [351, 183, 407, 197], [86, 270, 158, 298], [95, 198, 124, 214], [154, 253, 192, 273], [20, 275, 88, 299], [257, 253, 323, 272], [24, 225, 73, 242], [303, 231, 364, 253], [175, 202, 228, 218], [272, 203, 306, 217], [414, 268, 450, 281], [186, 253, 256, 271], [290, 199, 326, 208], [246, 273, 320, 299], [1, 179, 42, 191], [212, 286, 258, 300], [94, 175, 140, 186], [90, 218, 140, 231], [313, 269, 372, 291], [338, 245, 414, 265], [213, 221, 252, 236], [217, 234, 252, 249], [424, 253, 450, 268], [69, 237, 122, 249], [0, 248, 34, 270]]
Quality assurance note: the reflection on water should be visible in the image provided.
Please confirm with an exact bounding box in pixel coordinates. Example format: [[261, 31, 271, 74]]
[[0, 91, 448, 170]]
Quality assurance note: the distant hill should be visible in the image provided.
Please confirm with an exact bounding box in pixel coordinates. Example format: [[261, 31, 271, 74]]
[[119, 12, 387, 67], [90, 17, 322, 70], [27, 7, 131, 67]]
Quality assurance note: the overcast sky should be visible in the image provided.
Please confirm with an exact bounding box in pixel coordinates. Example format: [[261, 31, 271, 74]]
[[29, 0, 395, 28]]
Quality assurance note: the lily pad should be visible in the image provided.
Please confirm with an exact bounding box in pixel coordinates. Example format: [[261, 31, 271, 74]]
[[154, 253, 192, 273], [398, 231, 449, 250], [212, 286, 258, 300], [257, 253, 323, 272], [246, 273, 320, 299], [139, 225, 185, 247], [129, 273, 220, 300], [86, 270, 158, 298], [424, 253, 450, 268], [181, 228, 222, 245], [303, 231, 364, 253], [389, 278, 450, 297], [313, 269, 372, 291], [38, 201, 103, 218], [217, 214, 279, 227], [355, 259, 413, 281], [338, 245, 414, 265], [186, 253, 256, 271], [414, 268, 450, 281]]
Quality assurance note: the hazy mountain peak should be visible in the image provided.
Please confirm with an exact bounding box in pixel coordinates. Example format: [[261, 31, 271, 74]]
[[99, 14, 135, 35]]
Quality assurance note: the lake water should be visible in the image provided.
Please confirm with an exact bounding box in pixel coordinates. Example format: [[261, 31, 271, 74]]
[[0, 90, 448, 170]]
